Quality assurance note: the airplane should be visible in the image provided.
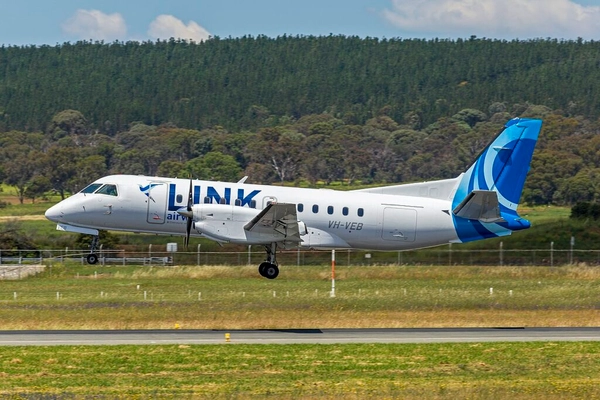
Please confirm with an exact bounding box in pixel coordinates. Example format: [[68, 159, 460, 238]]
[[45, 118, 542, 279]]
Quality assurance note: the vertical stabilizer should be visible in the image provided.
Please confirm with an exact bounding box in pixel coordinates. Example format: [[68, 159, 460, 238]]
[[452, 118, 542, 242]]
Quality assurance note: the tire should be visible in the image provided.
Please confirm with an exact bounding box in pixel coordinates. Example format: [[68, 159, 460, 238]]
[[258, 262, 270, 277], [264, 264, 279, 280], [87, 253, 99, 265]]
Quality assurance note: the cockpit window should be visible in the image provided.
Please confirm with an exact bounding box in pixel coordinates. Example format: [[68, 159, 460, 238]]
[[96, 184, 118, 196], [80, 183, 102, 194]]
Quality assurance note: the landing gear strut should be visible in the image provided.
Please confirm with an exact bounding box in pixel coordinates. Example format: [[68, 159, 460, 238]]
[[86, 234, 100, 265], [258, 242, 279, 279]]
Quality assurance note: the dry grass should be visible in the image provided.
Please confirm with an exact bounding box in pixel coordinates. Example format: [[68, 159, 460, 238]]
[[0, 264, 599, 330]]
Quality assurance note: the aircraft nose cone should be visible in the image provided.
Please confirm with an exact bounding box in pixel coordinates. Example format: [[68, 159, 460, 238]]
[[45, 203, 63, 222]]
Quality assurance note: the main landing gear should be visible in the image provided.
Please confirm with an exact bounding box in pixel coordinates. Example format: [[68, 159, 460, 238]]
[[86, 234, 100, 265], [258, 242, 279, 279]]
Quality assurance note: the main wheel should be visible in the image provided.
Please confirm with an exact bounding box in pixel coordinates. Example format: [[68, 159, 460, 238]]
[[86, 253, 99, 265], [263, 263, 279, 280], [258, 262, 270, 277]]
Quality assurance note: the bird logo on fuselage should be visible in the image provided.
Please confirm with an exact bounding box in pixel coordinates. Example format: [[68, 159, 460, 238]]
[[138, 183, 163, 203]]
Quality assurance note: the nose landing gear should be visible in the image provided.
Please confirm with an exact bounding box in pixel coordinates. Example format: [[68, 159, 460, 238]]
[[86, 234, 100, 265]]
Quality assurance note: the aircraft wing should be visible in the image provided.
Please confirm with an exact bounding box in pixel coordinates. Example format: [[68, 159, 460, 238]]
[[452, 190, 506, 223], [244, 203, 303, 248]]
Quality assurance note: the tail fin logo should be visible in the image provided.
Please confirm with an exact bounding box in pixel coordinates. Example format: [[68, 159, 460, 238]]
[[453, 118, 541, 213], [451, 118, 542, 242]]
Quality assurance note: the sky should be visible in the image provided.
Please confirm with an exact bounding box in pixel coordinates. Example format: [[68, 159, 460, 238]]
[[1, 0, 600, 46]]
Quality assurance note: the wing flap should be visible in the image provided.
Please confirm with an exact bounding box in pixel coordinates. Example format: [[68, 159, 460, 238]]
[[244, 203, 302, 247]]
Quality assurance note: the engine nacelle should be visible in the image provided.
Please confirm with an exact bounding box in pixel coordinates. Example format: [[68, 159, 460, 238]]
[[188, 203, 308, 245], [191, 203, 258, 223], [190, 204, 257, 242]]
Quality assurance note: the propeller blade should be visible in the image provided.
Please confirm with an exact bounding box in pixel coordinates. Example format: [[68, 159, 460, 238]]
[[184, 176, 193, 249], [185, 217, 192, 248], [187, 177, 193, 212]]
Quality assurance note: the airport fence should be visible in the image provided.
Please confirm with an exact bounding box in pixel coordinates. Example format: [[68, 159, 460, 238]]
[[1, 244, 599, 267]]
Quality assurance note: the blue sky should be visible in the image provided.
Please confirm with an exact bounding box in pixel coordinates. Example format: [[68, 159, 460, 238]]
[[2, 0, 600, 46]]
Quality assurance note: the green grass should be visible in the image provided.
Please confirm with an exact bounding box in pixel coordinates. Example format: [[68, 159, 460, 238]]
[[1, 265, 599, 329], [1, 198, 596, 398], [1, 257, 598, 398], [518, 205, 571, 224], [0, 201, 55, 217], [1, 342, 599, 398], [0, 184, 61, 216]]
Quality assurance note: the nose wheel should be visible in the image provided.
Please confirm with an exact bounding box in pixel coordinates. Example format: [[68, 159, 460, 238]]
[[86, 234, 100, 265], [258, 242, 279, 279]]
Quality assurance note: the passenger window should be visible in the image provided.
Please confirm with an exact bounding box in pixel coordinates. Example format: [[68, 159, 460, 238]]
[[80, 183, 102, 194], [298, 204, 304, 213], [250, 200, 257, 209], [342, 207, 349, 216], [204, 196, 211, 204], [176, 194, 183, 203], [235, 199, 242, 206], [96, 184, 118, 196], [358, 208, 364, 217], [327, 206, 334, 215], [312, 204, 319, 214]]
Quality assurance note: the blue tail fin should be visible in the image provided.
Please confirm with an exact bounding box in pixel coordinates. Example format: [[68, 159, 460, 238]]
[[452, 118, 542, 242]]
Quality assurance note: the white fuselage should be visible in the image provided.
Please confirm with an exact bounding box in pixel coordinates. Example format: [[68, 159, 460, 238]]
[[45, 175, 460, 251]]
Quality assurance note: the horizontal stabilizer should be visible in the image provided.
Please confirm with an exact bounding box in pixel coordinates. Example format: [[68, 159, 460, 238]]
[[452, 190, 505, 223]]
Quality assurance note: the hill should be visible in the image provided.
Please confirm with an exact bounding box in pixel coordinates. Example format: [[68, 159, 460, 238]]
[[2, 36, 600, 132]]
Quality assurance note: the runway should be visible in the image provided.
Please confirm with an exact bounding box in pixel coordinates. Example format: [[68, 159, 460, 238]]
[[0, 327, 599, 346]]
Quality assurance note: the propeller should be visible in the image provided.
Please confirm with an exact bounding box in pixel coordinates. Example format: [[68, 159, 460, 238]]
[[177, 177, 194, 249]]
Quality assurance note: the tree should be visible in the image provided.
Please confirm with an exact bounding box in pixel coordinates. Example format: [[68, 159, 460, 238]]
[[48, 109, 88, 138], [38, 147, 79, 199], [553, 171, 596, 205], [157, 160, 186, 178], [2, 146, 36, 204], [246, 127, 305, 183], [0, 220, 35, 249], [452, 109, 487, 128], [69, 155, 108, 193], [185, 152, 242, 182], [24, 175, 52, 203]]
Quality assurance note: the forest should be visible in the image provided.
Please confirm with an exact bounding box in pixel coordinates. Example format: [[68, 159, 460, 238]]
[[1, 36, 600, 206]]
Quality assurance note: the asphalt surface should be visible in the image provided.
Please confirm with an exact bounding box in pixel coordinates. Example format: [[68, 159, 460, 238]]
[[0, 327, 599, 346]]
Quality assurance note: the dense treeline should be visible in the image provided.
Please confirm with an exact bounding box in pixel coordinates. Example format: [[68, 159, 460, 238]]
[[1, 37, 600, 207], [1, 104, 600, 207], [1, 36, 600, 132]]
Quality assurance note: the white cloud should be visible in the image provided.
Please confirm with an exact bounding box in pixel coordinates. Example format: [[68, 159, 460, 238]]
[[383, 0, 600, 39], [62, 9, 127, 41], [148, 15, 210, 42]]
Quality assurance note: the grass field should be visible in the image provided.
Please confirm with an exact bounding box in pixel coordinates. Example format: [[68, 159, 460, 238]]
[[1, 263, 599, 398], [1, 264, 599, 329], [2, 189, 599, 398], [1, 342, 599, 398]]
